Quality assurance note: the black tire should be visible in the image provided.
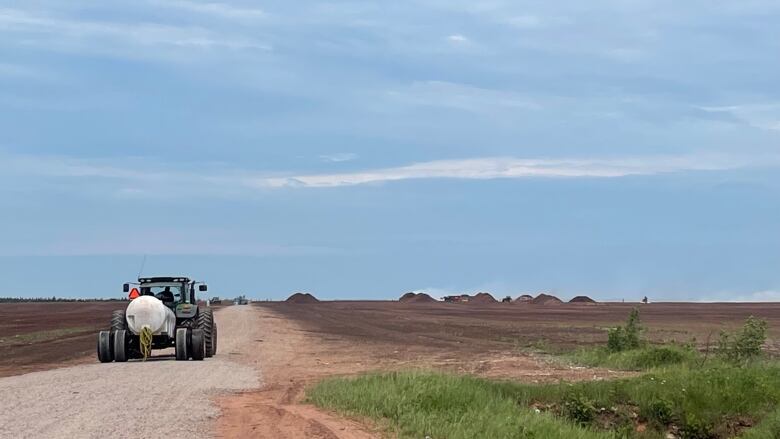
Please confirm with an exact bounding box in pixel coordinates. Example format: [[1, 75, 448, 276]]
[[175, 328, 188, 361], [190, 328, 205, 361], [110, 310, 127, 333], [211, 323, 218, 356], [196, 309, 215, 358], [97, 331, 113, 363], [114, 329, 128, 362]]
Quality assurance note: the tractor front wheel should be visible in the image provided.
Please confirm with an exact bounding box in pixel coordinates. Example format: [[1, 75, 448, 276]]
[[190, 328, 205, 361], [175, 328, 188, 361], [97, 331, 113, 363]]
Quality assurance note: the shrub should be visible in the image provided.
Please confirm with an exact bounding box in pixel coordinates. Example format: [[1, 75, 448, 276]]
[[641, 399, 673, 427], [717, 316, 768, 365], [607, 308, 643, 352], [562, 394, 596, 425]]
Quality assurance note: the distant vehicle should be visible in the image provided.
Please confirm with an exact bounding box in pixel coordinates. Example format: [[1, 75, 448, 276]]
[[234, 295, 249, 305], [443, 294, 470, 303], [210, 297, 222, 305], [501, 296, 512, 303]]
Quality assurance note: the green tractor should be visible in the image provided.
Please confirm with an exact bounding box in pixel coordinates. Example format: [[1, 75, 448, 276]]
[[97, 276, 218, 362]]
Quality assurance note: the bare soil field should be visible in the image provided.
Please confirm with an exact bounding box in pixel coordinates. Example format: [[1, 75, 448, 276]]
[[0, 301, 123, 376], [261, 301, 780, 356]]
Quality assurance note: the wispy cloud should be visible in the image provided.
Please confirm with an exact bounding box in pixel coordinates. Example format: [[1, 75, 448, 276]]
[[446, 34, 469, 44], [250, 154, 760, 188], [701, 290, 780, 302], [3, 151, 775, 194], [320, 153, 358, 163], [386, 81, 539, 112], [151, 0, 265, 21], [0, 8, 272, 55], [699, 104, 780, 131], [0, 63, 53, 80]]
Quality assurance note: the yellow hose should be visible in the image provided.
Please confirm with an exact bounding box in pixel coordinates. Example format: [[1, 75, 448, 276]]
[[139, 326, 153, 361]]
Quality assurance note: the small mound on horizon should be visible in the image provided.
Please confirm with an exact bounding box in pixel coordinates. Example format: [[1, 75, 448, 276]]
[[286, 292, 319, 303], [569, 295, 597, 304], [514, 294, 534, 303], [470, 292, 497, 304], [531, 293, 563, 305], [399, 292, 418, 302], [400, 292, 437, 303]]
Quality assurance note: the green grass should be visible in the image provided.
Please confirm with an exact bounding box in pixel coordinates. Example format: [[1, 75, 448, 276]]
[[0, 326, 94, 346], [309, 371, 616, 439], [309, 363, 780, 439], [566, 345, 700, 371]]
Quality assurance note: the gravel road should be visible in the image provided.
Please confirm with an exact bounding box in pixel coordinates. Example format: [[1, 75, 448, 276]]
[[0, 306, 261, 439]]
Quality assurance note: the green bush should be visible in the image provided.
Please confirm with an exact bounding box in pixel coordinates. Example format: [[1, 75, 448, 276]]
[[562, 394, 597, 425], [717, 316, 768, 365], [607, 308, 642, 352]]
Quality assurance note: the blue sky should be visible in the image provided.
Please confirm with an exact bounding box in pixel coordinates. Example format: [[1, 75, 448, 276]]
[[1, 1, 779, 301]]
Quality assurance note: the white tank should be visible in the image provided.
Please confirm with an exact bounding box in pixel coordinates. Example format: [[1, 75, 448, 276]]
[[125, 295, 177, 336]]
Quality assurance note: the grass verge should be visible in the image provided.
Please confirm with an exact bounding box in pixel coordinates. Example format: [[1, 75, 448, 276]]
[[309, 371, 615, 439], [308, 363, 780, 439]]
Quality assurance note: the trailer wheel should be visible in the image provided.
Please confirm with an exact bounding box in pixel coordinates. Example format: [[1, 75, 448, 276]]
[[196, 309, 215, 358], [175, 328, 188, 361], [97, 331, 113, 363], [190, 328, 205, 361], [114, 329, 128, 362]]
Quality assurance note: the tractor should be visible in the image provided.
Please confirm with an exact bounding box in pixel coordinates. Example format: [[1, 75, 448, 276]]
[[97, 276, 218, 362]]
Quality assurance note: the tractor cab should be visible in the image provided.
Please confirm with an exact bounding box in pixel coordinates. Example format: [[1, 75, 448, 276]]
[[124, 276, 208, 319]]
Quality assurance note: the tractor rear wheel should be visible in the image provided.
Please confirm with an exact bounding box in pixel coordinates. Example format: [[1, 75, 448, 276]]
[[113, 329, 128, 362], [196, 309, 215, 358], [211, 323, 218, 356], [110, 310, 127, 333], [97, 331, 113, 363], [190, 328, 205, 361], [175, 328, 188, 361]]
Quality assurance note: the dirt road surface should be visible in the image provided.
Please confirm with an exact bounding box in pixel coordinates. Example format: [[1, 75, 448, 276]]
[[0, 306, 261, 439]]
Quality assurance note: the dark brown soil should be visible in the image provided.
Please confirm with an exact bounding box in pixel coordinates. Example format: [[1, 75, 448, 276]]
[[257, 301, 780, 356], [531, 293, 563, 305], [569, 296, 597, 304], [286, 293, 320, 303], [0, 301, 125, 377]]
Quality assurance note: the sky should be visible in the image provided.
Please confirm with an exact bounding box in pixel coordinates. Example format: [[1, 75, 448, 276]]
[[1, 1, 779, 301]]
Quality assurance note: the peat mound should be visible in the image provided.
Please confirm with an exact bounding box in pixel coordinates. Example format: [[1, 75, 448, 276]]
[[286, 292, 319, 303], [471, 292, 498, 304], [514, 294, 534, 303], [531, 293, 563, 305], [569, 295, 597, 304], [400, 292, 437, 303]]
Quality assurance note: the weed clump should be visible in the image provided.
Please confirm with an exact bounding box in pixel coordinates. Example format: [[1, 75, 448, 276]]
[[717, 316, 768, 365], [607, 308, 642, 352], [562, 394, 596, 425]]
